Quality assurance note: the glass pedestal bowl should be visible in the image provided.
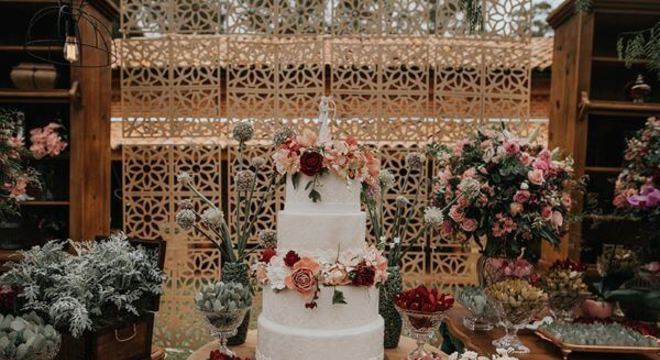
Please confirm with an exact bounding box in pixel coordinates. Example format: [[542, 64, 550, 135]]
[[457, 287, 497, 331], [547, 291, 589, 322], [395, 305, 446, 360], [490, 299, 546, 354], [199, 307, 250, 357]]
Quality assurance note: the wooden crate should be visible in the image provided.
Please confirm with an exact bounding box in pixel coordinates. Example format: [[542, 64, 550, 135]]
[[55, 314, 154, 360]]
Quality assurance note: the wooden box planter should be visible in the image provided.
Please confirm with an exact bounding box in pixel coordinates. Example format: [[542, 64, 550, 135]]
[[55, 314, 155, 360]]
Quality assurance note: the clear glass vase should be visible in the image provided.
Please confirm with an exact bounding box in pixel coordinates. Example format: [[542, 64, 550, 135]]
[[395, 305, 446, 359], [490, 297, 546, 354], [547, 291, 589, 322], [457, 287, 497, 331], [199, 307, 250, 357]]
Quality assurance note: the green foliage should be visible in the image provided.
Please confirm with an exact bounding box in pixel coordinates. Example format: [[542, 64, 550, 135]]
[[0, 234, 165, 338], [459, 0, 484, 33], [617, 22, 660, 77], [532, 1, 553, 37], [574, 0, 592, 13], [195, 281, 252, 313], [0, 312, 60, 360], [332, 289, 347, 305]]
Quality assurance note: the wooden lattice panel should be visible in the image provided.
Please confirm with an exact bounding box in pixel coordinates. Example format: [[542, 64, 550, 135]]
[[120, 0, 533, 349]]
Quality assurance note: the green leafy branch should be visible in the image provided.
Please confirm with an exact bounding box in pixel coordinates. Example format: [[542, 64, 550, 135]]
[[617, 21, 660, 77]]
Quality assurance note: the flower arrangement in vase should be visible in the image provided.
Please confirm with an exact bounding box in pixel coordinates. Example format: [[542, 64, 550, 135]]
[[176, 121, 283, 345], [427, 126, 584, 280], [360, 152, 439, 347]]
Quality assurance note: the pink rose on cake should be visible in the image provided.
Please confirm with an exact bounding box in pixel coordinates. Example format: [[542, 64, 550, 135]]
[[285, 257, 320, 299]]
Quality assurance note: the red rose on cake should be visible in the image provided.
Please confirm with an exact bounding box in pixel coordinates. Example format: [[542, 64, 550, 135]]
[[285, 256, 320, 299], [283, 250, 301, 267], [351, 261, 376, 287], [299, 151, 324, 176]]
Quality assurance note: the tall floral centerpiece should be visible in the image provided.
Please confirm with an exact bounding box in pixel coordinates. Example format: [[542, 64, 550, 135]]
[[361, 152, 448, 348], [427, 126, 583, 284], [612, 117, 659, 260], [0, 109, 67, 249], [176, 121, 283, 345]]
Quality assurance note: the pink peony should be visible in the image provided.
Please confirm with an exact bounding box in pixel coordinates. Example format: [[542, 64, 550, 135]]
[[527, 169, 545, 185], [460, 218, 478, 232], [296, 129, 318, 147], [503, 140, 521, 155], [513, 190, 531, 203], [541, 206, 553, 220], [448, 205, 464, 222], [532, 159, 549, 171]]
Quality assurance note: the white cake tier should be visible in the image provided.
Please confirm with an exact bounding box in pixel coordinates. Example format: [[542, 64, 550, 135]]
[[262, 286, 380, 330], [256, 315, 384, 360], [285, 174, 361, 212], [277, 211, 366, 252]]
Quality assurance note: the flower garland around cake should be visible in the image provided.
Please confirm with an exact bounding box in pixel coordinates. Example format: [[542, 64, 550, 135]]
[[252, 245, 388, 309], [271, 127, 380, 202]]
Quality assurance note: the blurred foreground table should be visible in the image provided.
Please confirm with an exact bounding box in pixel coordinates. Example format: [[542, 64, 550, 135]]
[[444, 305, 659, 360], [187, 330, 445, 360]]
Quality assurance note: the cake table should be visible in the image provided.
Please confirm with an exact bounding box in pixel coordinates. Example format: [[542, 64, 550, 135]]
[[187, 330, 446, 360]]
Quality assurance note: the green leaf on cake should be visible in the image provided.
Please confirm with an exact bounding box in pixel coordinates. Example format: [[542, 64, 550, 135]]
[[332, 289, 347, 305], [291, 173, 300, 189], [309, 189, 322, 203], [305, 180, 314, 191]]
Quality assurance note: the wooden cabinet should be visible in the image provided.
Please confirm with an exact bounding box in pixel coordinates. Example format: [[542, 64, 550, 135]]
[[543, 0, 660, 265], [0, 0, 117, 244]]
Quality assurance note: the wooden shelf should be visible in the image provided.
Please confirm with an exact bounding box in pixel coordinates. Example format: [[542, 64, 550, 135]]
[[585, 99, 660, 117], [0, 81, 79, 104], [0, 45, 62, 53], [21, 200, 70, 206], [591, 56, 650, 65], [584, 166, 622, 174]]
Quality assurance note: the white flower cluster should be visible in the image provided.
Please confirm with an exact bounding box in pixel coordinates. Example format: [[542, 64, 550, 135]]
[[424, 207, 445, 225], [448, 349, 519, 360]]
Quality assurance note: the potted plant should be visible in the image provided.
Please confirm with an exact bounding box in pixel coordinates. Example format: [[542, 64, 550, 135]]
[[426, 126, 585, 285], [0, 233, 165, 360], [175, 121, 283, 345], [361, 152, 447, 348]]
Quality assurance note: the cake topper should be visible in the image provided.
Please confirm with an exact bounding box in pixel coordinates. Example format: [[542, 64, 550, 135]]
[[318, 96, 336, 144]]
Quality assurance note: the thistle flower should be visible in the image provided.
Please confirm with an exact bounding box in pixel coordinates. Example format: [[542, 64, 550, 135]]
[[395, 196, 410, 208], [273, 127, 295, 146], [405, 152, 426, 170], [201, 208, 224, 229], [176, 209, 196, 230], [458, 177, 481, 199], [258, 229, 278, 248], [177, 171, 193, 186], [179, 199, 194, 210], [232, 122, 254, 143], [235, 170, 256, 192], [378, 169, 396, 190], [424, 207, 444, 225], [251, 156, 266, 170]]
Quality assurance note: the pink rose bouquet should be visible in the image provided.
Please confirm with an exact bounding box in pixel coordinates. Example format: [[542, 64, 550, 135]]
[[427, 127, 584, 257], [29, 122, 67, 159]]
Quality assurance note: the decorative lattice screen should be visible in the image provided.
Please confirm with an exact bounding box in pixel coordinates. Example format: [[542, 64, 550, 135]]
[[119, 0, 535, 349]]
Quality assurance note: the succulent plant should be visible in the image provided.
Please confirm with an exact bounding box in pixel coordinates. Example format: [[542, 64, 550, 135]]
[[195, 281, 252, 314], [457, 286, 496, 318], [0, 312, 60, 360], [540, 322, 659, 347], [486, 279, 547, 324]]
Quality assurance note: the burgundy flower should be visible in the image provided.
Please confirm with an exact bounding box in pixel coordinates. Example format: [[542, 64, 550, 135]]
[[260, 247, 277, 263], [299, 151, 324, 176], [351, 262, 376, 287], [283, 250, 301, 267], [209, 349, 249, 360]]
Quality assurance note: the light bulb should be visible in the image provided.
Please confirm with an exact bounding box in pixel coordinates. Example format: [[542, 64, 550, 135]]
[[63, 34, 79, 63]]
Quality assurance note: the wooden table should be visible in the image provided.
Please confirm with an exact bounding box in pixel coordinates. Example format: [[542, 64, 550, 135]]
[[187, 330, 445, 360], [444, 305, 659, 360]]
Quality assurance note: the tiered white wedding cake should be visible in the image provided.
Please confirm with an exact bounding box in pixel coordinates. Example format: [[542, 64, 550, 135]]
[[255, 173, 385, 360]]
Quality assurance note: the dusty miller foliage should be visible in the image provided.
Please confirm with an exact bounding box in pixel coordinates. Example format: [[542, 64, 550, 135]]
[[617, 22, 660, 78], [0, 234, 165, 338]]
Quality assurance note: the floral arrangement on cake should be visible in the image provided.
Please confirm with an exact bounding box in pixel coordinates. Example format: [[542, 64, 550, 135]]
[[252, 245, 388, 309], [176, 122, 283, 265], [271, 127, 380, 202], [0, 311, 61, 360], [0, 109, 68, 221], [427, 126, 584, 257]]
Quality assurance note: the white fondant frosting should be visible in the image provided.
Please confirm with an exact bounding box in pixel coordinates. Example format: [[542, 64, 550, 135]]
[[257, 173, 383, 360], [277, 211, 366, 252], [261, 286, 380, 330], [285, 174, 361, 212]]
